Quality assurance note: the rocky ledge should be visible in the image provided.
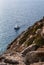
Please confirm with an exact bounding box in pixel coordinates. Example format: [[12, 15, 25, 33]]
[[0, 17, 44, 65]]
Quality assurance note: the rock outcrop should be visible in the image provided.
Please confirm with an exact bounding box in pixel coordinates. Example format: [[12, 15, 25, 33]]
[[0, 17, 44, 65], [25, 51, 44, 65]]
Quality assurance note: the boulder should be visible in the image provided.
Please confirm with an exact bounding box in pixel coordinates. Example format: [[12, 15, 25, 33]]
[[21, 44, 38, 56], [4, 59, 19, 64], [25, 51, 44, 65]]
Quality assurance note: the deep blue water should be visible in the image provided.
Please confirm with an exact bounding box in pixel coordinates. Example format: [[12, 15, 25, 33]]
[[0, 0, 44, 54]]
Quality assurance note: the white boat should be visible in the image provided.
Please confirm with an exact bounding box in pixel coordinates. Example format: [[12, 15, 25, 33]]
[[14, 25, 20, 30]]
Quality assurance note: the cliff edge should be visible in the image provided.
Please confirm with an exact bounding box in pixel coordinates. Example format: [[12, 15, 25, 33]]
[[0, 17, 44, 65]]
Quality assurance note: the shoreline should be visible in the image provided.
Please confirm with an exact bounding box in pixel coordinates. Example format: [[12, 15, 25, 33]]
[[0, 17, 44, 65], [7, 17, 44, 52]]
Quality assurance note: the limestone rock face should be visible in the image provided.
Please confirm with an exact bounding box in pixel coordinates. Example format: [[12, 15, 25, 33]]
[[21, 44, 38, 56], [25, 51, 44, 65], [41, 26, 44, 38], [0, 52, 25, 65], [0, 18, 44, 65], [30, 62, 44, 65]]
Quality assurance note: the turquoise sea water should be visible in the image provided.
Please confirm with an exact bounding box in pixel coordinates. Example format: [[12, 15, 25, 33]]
[[0, 0, 44, 54]]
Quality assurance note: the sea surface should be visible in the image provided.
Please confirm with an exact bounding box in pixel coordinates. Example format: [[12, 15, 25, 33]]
[[0, 0, 44, 54]]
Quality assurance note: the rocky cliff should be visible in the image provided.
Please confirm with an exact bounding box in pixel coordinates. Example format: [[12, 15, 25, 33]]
[[0, 17, 44, 65]]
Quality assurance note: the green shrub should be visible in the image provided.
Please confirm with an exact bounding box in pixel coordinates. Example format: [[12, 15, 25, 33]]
[[25, 37, 35, 46], [33, 35, 44, 46]]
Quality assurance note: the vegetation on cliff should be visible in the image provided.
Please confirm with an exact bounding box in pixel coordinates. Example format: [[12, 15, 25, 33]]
[[0, 17, 44, 65], [17, 18, 44, 47], [7, 18, 44, 53]]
